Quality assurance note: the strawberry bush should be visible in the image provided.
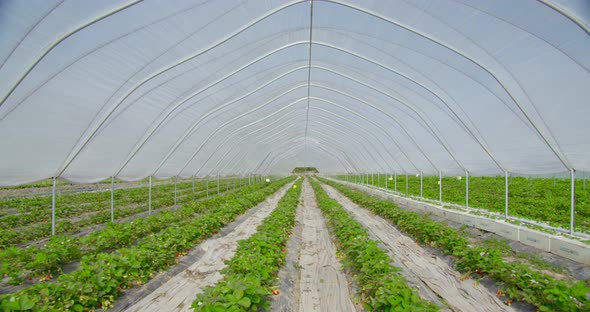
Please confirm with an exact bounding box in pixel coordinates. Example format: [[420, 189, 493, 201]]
[[0, 177, 293, 311], [322, 178, 589, 311], [193, 179, 302, 311], [310, 179, 439, 311]]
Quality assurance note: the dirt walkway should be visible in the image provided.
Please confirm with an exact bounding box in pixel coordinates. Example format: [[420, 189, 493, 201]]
[[320, 182, 512, 312], [295, 179, 358, 312], [120, 182, 295, 312]]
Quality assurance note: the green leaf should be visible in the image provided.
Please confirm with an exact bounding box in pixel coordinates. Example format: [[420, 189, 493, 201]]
[[237, 297, 251, 308]]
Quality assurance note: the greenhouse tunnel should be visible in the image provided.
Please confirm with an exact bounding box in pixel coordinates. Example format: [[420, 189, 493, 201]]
[[0, 0, 589, 311]]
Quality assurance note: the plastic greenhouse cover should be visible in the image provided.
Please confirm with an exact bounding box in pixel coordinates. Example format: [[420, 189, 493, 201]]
[[0, 0, 588, 186]]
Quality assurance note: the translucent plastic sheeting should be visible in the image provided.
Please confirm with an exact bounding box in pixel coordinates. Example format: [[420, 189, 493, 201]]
[[0, 0, 589, 185]]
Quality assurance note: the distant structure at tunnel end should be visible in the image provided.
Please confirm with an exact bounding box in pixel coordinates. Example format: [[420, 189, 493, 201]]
[[292, 167, 319, 175]]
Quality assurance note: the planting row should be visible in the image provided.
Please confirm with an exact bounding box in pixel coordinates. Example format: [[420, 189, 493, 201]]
[[193, 180, 302, 311], [322, 178, 589, 311], [0, 177, 294, 311], [0, 178, 251, 248], [337, 174, 590, 234], [310, 179, 438, 311], [0, 180, 269, 287]]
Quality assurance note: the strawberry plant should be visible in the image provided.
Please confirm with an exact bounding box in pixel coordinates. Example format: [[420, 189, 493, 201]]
[[310, 179, 439, 311], [322, 178, 589, 311], [193, 179, 302, 311], [0, 177, 294, 311]]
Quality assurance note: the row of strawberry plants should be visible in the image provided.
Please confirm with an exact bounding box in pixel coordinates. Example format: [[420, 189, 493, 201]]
[[192, 180, 302, 311], [0, 179, 250, 248], [310, 179, 439, 311], [322, 178, 589, 311], [0, 178, 237, 228], [341, 174, 590, 233], [0, 177, 294, 311], [0, 179, 264, 286]]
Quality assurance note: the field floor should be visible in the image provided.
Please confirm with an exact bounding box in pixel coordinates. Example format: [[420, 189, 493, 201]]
[[105, 178, 590, 311]]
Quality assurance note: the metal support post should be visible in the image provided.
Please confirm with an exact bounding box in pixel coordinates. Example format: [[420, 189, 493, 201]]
[[51, 177, 56, 236], [206, 178, 209, 198], [385, 174, 388, 189], [439, 171, 442, 203], [505, 171, 509, 218], [217, 175, 220, 194], [110, 176, 115, 222], [394, 173, 397, 192], [405, 174, 408, 195], [174, 176, 178, 206], [148, 176, 152, 215], [377, 173, 380, 187], [570, 169, 575, 235], [192, 175, 195, 194], [420, 172, 423, 198], [465, 171, 469, 208], [371, 173, 374, 186]]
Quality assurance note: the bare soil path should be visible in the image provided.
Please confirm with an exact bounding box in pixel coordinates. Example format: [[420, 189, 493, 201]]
[[291, 179, 359, 312], [118, 181, 295, 312], [320, 182, 512, 312]]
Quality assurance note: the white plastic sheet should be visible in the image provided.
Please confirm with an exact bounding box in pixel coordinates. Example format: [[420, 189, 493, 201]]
[[0, 0, 588, 185]]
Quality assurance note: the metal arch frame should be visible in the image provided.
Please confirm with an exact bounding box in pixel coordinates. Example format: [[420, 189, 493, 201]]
[[309, 97, 423, 172], [1, 0, 579, 179], [537, 0, 590, 35], [315, 26, 537, 132], [246, 130, 367, 175], [326, 0, 572, 171], [150, 66, 310, 175], [261, 143, 353, 175], [310, 68, 465, 173], [247, 137, 353, 174], [178, 98, 403, 178], [255, 139, 354, 174], [63, 40, 309, 178], [175, 93, 310, 176], [0, 0, 145, 108], [311, 83, 443, 171], [110, 39, 512, 177], [253, 107, 401, 171], [220, 132, 359, 176], [220, 127, 363, 176], [190, 110, 381, 177], [55, 37, 505, 179], [0, 0, 229, 120]]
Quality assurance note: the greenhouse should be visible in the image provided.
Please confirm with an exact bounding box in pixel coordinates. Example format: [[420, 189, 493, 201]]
[[0, 0, 589, 311]]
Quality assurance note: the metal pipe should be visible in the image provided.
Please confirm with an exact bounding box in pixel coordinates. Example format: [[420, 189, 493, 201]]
[[51, 177, 56, 236], [174, 176, 178, 206], [217, 175, 220, 194], [394, 173, 397, 192], [148, 176, 152, 215], [571, 169, 576, 235], [377, 173, 380, 187], [192, 175, 195, 194], [439, 171, 442, 203], [110, 176, 115, 222], [420, 172, 423, 198], [465, 171, 469, 208], [206, 178, 209, 198], [505, 171, 509, 218], [385, 173, 388, 189], [405, 174, 408, 195]]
